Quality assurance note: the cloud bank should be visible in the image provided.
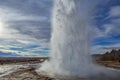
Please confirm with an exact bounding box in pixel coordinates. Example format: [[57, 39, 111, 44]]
[[0, 0, 119, 56]]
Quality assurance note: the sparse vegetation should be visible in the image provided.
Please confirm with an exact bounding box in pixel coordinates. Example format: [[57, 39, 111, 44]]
[[0, 57, 49, 65], [93, 49, 120, 69], [100, 49, 120, 61]]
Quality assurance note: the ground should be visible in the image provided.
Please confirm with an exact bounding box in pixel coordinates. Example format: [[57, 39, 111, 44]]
[[97, 61, 120, 69], [0, 66, 54, 80], [0, 57, 120, 80]]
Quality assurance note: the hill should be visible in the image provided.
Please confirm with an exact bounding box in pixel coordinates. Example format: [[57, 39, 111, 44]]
[[99, 49, 120, 61], [92, 49, 120, 69]]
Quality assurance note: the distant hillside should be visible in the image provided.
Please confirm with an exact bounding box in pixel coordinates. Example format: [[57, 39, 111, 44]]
[[100, 49, 120, 61], [92, 50, 120, 69], [92, 49, 120, 62], [93, 49, 120, 61], [0, 57, 49, 65]]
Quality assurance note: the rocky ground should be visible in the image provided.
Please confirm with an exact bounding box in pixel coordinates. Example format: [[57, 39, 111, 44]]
[[0, 66, 54, 80], [0, 57, 52, 80], [0, 57, 120, 80]]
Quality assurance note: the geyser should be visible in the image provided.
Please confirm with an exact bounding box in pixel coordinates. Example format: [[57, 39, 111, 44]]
[[50, 0, 93, 77], [38, 0, 120, 79], [39, 0, 94, 77]]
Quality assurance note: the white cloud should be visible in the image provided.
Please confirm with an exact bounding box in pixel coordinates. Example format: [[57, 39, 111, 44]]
[[94, 6, 120, 38], [92, 45, 109, 54], [0, 6, 50, 40], [0, 6, 48, 22], [16, 39, 33, 44], [0, 6, 49, 42], [91, 5, 120, 54], [0, 49, 29, 56], [0, 38, 50, 56], [103, 24, 114, 35], [112, 18, 120, 25], [0, 1, 52, 56], [0, 24, 36, 42], [91, 25, 112, 38], [109, 6, 120, 17], [92, 43, 120, 54]]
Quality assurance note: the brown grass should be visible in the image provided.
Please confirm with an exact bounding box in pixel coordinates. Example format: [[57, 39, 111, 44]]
[[96, 61, 120, 69]]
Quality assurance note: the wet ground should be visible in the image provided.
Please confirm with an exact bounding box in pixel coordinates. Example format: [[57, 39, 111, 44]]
[[0, 65, 120, 80], [0, 65, 54, 80], [0, 57, 120, 80]]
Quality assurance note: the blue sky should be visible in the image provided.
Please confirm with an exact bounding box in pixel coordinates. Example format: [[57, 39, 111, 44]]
[[92, 0, 120, 53], [0, 0, 119, 56]]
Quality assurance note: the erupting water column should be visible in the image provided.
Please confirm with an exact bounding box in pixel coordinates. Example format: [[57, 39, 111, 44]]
[[38, 0, 120, 79], [50, 0, 93, 77], [39, 0, 95, 77]]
